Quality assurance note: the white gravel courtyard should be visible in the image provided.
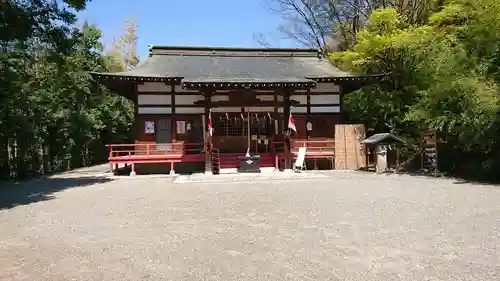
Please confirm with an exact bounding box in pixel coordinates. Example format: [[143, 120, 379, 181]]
[[0, 167, 499, 281]]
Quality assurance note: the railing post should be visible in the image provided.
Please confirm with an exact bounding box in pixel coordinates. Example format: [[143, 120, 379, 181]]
[[170, 161, 176, 176], [146, 143, 150, 156], [130, 162, 136, 176]]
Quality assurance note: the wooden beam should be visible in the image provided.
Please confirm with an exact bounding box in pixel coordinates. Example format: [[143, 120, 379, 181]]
[[283, 88, 291, 169], [203, 88, 214, 173], [171, 83, 176, 141], [133, 83, 139, 141], [274, 90, 278, 113], [306, 88, 311, 139]]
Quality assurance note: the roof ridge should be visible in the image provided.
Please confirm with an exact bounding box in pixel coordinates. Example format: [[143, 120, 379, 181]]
[[148, 45, 321, 58]]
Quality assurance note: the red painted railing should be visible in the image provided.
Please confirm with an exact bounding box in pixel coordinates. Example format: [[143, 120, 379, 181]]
[[291, 139, 335, 155], [271, 139, 335, 155], [271, 139, 335, 169], [106, 142, 204, 159]]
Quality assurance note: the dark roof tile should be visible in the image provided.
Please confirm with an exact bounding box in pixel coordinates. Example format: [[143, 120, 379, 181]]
[[93, 46, 350, 82], [361, 133, 406, 145]]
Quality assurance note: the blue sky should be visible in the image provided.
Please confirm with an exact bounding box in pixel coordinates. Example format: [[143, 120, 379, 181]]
[[78, 0, 299, 58]]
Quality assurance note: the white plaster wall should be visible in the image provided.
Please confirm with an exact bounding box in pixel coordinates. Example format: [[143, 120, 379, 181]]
[[291, 95, 307, 105], [138, 107, 172, 114], [211, 95, 230, 102], [310, 94, 340, 105], [175, 95, 203, 105], [212, 107, 241, 112], [310, 106, 341, 113], [176, 107, 205, 114], [245, 107, 275, 112], [137, 94, 171, 105], [290, 107, 307, 113]]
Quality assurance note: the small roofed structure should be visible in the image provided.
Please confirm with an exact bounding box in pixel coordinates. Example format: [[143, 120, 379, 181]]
[[361, 133, 406, 173]]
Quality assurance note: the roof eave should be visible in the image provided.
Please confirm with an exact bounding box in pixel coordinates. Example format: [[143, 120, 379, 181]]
[[308, 74, 390, 83], [361, 134, 407, 145], [182, 81, 316, 90], [90, 72, 184, 83]]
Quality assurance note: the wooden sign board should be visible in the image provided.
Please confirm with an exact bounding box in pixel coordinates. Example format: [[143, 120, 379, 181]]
[[421, 131, 438, 171], [144, 121, 155, 134], [335, 124, 366, 170]]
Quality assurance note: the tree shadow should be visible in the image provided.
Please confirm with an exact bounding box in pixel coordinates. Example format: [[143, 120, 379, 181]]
[[0, 176, 114, 210]]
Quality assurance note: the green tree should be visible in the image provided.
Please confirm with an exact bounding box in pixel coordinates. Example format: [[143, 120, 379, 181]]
[[1, 1, 135, 180], [331, 0, 500, 180]]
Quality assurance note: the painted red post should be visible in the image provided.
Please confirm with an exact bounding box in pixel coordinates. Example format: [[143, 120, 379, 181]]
[[130, 162, 136, 176]]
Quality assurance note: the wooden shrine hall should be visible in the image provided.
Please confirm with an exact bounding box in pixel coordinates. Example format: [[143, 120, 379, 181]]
[[92, 45, 383, 175]]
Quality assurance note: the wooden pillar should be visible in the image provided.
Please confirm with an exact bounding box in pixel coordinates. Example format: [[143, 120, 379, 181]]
[[133, 83, 140, 142], [273, 90, 278, 138], [203, 88, 213, 173], [273, 90, 278, 113], [171, 83, 176, 141], [306, 88, 311, 139], [283, 88, 291, 169]]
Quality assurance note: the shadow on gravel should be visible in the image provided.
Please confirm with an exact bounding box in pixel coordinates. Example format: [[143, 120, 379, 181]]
[[0, 176, 114, 210]]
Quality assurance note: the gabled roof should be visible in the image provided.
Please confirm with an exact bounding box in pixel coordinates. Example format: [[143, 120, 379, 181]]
[[92, 45, 352, 84], [361, 133, 406, 145]]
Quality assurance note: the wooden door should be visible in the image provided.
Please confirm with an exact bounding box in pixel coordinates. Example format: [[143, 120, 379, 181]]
[[156, 119, 172, 150]]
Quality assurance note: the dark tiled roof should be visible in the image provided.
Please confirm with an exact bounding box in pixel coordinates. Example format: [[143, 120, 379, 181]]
[[361, 133, 406, 145], [93, 45, 351, 82]]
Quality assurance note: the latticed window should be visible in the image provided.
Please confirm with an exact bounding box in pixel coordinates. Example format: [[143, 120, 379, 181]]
[[214, 114, 277, 137], [217, 118, 246, 136]]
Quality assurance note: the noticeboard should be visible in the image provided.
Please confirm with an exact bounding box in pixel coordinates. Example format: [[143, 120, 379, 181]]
[[422, 131, 438, 171]]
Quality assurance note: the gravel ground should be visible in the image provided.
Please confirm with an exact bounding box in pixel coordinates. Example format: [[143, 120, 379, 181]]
[[0, 169, 499, 281]]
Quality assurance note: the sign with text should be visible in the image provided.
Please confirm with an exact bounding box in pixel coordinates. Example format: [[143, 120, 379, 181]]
[[422, 131, 438, 171], [144, 121, 155, 134], [176, 121, 186, 134]]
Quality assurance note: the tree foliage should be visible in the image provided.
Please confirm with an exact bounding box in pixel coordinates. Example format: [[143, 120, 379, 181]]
[[260, 0, 443, 51], [331, 0, 500, 180], [1, 0, 134, 180], [106, 18, 140, 71]]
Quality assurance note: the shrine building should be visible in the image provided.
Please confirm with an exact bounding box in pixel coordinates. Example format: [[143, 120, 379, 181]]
[[92, 46, 383, 174]]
